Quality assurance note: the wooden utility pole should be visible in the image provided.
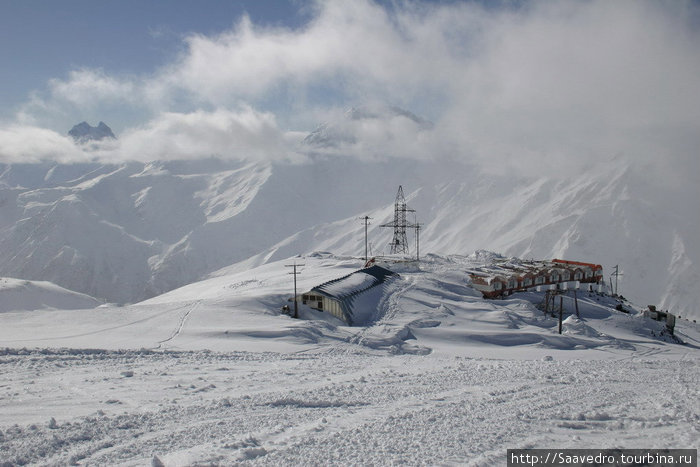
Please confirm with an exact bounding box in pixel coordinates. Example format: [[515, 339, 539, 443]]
[[574, 289, 580, 318], [285, 261, 304, 319], [414, 223, 423, 261], [611, 264, 620, 296], [359, 216, 372, 262], [558, 296, 563, 334]]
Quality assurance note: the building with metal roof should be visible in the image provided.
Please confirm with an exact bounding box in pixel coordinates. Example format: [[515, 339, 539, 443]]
[[298, 265, 397, 325]]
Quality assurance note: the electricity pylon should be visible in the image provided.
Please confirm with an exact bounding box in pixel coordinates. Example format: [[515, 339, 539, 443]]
[[380, 185, 415, 255]]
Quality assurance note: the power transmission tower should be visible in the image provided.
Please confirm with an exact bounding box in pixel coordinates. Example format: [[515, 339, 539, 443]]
[[380, 185, 415, 255], [285, 261, 304, 318], [359, 216, 373, 262]]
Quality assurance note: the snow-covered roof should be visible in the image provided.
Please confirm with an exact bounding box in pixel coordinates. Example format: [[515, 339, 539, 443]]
[[467, 258, 601, 285], [312, 265, 396, 299]]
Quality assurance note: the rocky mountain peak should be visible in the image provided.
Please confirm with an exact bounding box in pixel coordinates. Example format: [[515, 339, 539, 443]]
[[68, 121, 116, 143]]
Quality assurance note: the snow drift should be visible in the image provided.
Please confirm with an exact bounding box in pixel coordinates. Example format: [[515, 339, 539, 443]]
[[0, 277, 101, 313]]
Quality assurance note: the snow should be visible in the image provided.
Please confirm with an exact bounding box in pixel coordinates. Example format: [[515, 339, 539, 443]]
[[0, 126, 698, 463], [0, 253, 698, 465], [0, 277, 101, 313], [1, 156, 698, 322], [314, 269, 378, 298]]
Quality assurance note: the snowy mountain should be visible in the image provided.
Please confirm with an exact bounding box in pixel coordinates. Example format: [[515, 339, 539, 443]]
[[0, 153, 698, 320], [68, 121, 116, 143], [303, 105, 433, 149], [0, 277, 101, 313]]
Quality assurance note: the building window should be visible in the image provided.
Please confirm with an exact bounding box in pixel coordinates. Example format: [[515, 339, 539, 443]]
[[535, 276, 544, 285], [550, 273, 559, 282], [524, 278, 532, 287], [507, 280, 516, 289], [317, 301, 323, 309], [562, 271, 570, 281], [493, 281, 502, 290]]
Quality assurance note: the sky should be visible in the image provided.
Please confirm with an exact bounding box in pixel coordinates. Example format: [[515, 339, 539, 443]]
[[0, 0, 699, 186]]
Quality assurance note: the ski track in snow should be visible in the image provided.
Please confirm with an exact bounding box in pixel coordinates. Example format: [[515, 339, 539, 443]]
[[0, 349, 697, 466], [156, 300, 202, 348], [1, 255, 699, 465]]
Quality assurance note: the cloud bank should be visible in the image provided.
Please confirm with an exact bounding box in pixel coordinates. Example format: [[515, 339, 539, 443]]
[[2, 0, 699, 184]]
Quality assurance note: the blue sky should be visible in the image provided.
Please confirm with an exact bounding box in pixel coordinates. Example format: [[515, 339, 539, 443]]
[[0, 0, 305, 121], [0, 0, 699, 188]]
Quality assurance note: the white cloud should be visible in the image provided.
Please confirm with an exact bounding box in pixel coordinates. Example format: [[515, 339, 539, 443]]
[[0, 125, 86, 163], [2, 0, 699, 186], [1, 108, 298, 164], [48, 69, 137, 108], [112, 107, 297, 161], [440, 0, 700, 177]]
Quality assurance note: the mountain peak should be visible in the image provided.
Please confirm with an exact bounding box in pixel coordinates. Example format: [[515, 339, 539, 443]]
[[303, 104, 433, 149], [68, 121, 116, 143]]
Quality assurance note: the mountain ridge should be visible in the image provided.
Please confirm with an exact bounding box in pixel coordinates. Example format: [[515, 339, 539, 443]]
[[0, 156, 696, 320]]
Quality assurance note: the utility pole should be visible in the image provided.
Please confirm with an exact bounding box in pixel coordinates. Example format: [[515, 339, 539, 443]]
[[285, 261, 304, 319], [414, 222, 423, 261], [611, 264, 620, 296], [558, 296, 564, 334], [359, 216, 372, 262]]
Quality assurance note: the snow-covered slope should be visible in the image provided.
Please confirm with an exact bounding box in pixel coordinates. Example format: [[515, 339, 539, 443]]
[[211, 159, 699, 321], [0, 253, 698, 465], [2, 252, 695, 355], [1, 153, 697, 319], [0, 277, 101, 313]]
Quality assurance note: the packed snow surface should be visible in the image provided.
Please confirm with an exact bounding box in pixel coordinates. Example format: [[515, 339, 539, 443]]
[[1, 254, 698, 465]]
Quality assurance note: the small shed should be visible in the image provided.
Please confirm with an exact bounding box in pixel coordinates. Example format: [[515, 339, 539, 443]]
[[299, 265, 397, 325]]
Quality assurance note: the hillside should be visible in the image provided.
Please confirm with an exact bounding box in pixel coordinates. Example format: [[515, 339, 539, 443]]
[[2, 252, 696, 355], [1, 154, 696, 320], [0, 277, 101, 313], [0, 253, 698, 464]]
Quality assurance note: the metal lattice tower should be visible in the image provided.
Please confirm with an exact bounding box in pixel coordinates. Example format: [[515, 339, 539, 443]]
[[380, 185, 415, 255]]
